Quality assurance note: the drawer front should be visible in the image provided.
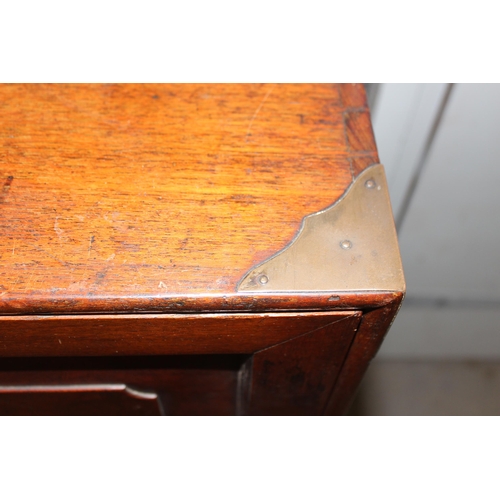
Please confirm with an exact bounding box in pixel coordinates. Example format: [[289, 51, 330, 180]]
[[0, 311, 362, 415], [0, 355, 243, 416]]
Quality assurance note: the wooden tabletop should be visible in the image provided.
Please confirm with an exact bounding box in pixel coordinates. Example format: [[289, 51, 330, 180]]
[[0, 84, 381, 314]]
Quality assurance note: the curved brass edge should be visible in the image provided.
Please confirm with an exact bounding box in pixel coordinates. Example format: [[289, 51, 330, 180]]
[[237, 164, 406, 293]]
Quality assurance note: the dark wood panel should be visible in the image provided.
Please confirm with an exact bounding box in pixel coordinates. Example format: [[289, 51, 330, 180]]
[[0, 311, 357, 357], [240, 313, 362, 415], [0, 355, 245, 415]]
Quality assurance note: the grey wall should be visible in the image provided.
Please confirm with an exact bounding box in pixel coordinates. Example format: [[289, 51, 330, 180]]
[[371, 84, 500, 359]]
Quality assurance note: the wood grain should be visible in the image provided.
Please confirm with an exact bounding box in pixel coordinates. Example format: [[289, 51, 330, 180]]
[[0, 84, 378, 314], [240, 313, 361, 415], [0, 311, 358, 357]]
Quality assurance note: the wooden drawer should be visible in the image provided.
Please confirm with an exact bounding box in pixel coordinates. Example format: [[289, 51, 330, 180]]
[[0, 84, 404, 415], [0, 355, 247, 416], [0, 312, 361, 415]]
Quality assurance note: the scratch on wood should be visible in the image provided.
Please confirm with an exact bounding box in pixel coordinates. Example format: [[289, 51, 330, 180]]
[[342, 112, 355, 181], [245, 85, 275, 141], [24, 273, 34, 291], [88, 235, 95, 258], [0, 175, 13, 203], [54, 217, 64, 240], [26, 242, 69, 267]]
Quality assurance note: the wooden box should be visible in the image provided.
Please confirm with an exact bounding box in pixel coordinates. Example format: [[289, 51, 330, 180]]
[[0, 84, 404, 415]]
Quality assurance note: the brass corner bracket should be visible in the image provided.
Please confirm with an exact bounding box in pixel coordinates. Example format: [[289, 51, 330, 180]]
[[237, 164, 405, 293]]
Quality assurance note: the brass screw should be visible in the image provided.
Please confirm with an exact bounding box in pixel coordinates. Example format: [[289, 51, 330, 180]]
[[340, 240, 352, 250], [259, 275, 269, 284], [365, 179, 376, 189]]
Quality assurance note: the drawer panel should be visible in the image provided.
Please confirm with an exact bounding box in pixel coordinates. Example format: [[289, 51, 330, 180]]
[[0, 355, 243, 415]]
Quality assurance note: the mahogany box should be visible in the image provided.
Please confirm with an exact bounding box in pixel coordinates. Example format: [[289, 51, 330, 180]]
[[0, 84, 404, 415]]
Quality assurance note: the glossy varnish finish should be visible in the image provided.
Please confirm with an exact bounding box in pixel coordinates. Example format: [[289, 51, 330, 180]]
[[0, 83, 378, 314], [0, 312, 361, 415], [0, 355, 246, 415], [0, 311, 357, 357]]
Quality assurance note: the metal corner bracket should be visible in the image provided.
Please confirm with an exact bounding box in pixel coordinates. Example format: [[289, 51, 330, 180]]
[[237, 164, 405, 293]]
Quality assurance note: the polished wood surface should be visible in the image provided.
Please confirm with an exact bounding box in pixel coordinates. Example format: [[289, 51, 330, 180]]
[[0, 355, 244, 415], [0, 311, 362, 415], [0, 311, 357, 357], [0, 83, 378, 314]]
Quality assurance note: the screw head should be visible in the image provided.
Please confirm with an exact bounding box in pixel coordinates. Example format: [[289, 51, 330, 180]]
[[340, 240, 352, 250], [365, 179, 376, 189], [259, 275, 269, 284]]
